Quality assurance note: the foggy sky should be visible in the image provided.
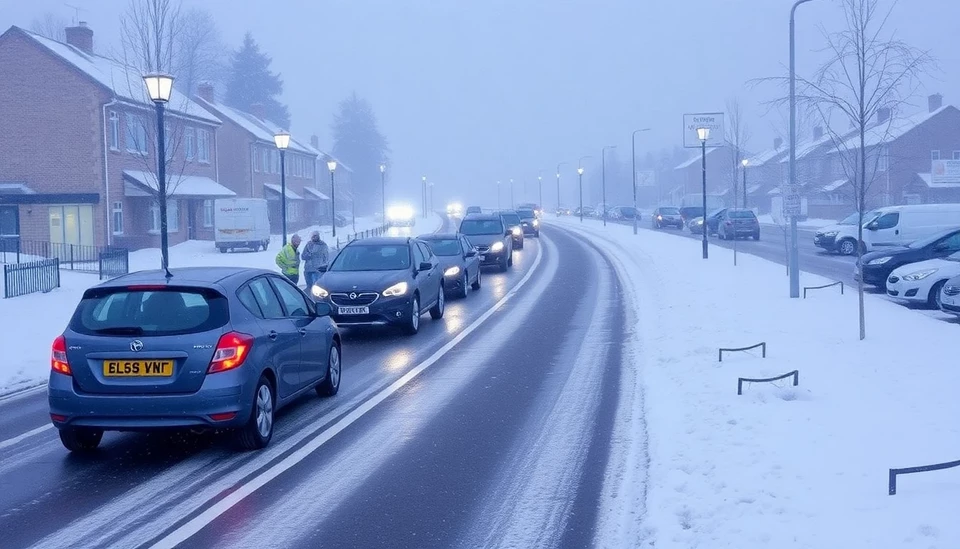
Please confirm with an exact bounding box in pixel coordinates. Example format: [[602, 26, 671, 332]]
[[2, 0, 957, 208]]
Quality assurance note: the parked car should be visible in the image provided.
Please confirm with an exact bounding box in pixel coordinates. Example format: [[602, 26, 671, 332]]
[[679, 206, 705, 226], [214, 198, 271, 253], [466, 206, 483, 215], [938, 274, 960, 317], [613, 206, 639, 220], [499, 210, 525, 250], [311, 237, 445, 334], [459, 214, 514, 271], [857, 227, 960, 287], [652, 207, 683, 229], [516, 208, 540, 237], [418, 233, 482, 298], [556, 207, 573, 216], [574, 206, 596, 217], [716, 208, 760, 240], [688, 216, 705, 234], [885, 250, 960, 308], [815, 204, 960, 256], [690, 209, 725, 235], [49, 267, 342, 453]]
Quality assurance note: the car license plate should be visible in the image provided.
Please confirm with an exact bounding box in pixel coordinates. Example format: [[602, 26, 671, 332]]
[[338, 306, 369, 315], [103, 360, 174, 377]]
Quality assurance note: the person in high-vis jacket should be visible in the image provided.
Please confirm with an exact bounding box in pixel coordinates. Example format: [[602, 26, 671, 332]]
[[275, 234, 302, 284]]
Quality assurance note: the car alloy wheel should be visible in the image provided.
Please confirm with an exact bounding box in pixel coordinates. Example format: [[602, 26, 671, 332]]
[[430, 285, 445, 319], [472, 268, 482, 290], [929, 280, 947, 309], [238, 375, 275, 450], [406, 296, 421, 335], [460, 272, 470, 298], [839, 239, 856, 256], [316, 344, 341, 396]]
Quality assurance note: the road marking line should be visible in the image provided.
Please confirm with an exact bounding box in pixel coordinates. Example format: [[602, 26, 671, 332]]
[[148, 240, 546, 549], [0, 424, 53, 451]]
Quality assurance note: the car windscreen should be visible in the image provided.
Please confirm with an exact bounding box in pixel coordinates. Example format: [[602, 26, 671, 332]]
[[460, 219, 503, 235], [911, 229, 960, 249], [500, 213, 521, 225], [839, 210, 879, 225], [329, 244, 411, 271], [659, 207, 680, 215], [728, 210, 757, 219], [517, 209, 535, 219], [423, 239, 461, 256], [948, 251, 960, 262], [70, 286, 229, 337]]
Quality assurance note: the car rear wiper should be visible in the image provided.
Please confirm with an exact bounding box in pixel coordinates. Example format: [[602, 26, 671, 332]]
[[93, 326, 145, 335]]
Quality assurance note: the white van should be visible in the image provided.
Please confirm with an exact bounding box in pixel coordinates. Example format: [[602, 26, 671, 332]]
[[814, 204, 960, 255], [214, 198, 271, 253]]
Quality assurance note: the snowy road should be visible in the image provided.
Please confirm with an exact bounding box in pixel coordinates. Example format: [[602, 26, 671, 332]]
[[0, 226, 627, 549]]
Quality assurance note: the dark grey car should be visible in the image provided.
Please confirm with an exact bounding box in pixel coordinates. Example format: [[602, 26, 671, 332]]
[[48, 267, 342, 453], [459, 214, 514, 272], [420, 233, 482, 298]]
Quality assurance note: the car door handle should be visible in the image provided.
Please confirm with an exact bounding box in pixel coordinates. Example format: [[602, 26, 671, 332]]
[[298, 328, 307, 336], [268, 330, 278, 341]]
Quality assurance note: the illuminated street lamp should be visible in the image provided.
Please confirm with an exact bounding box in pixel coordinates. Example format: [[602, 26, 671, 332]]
[[274, 131, 291, 245], [601, 145, 617, 226], [556, 162, 568, 213], [741, 158, 749, 209], [142, 73, 174, 270], [421, 176, 428, 218], [697, 127, 710, 259], [380, 164, 387, 226], [328, 160, 338, 238], [578, 155, 593, 223]]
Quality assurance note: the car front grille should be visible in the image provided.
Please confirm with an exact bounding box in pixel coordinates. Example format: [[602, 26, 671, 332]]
[[330, 292, 379, 307], [945, 285, 960, 297]]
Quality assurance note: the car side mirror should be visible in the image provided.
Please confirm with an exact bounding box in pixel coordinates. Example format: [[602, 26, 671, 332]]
[[314, 302, 332, 317], [866, 221, 879, 230], [419, 261, 433, 271], [465, 250, 477, 258], [318, 264, 328, 273]]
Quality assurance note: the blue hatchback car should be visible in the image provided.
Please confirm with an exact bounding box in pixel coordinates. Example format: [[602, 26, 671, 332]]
[[49, 267, 342, 453]]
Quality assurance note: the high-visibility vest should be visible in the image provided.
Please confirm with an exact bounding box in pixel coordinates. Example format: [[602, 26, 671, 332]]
[[275, 244, 300, 276]]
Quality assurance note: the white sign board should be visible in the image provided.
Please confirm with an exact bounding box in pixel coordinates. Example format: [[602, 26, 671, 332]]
[[932, 160, 960, 185], [683, 113, 725, 148], [781, 184, 802, 216]]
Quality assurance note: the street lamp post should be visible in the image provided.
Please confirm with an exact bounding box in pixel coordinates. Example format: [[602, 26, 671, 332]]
[[741, 159, 749, 209], [496, 181, 501, 210], [274, 131, 291, 245], [788, 0, 813, 298], [421, 176, 427, 218], [509, 178, 514, 209], [537, 171, 543, 211], [429, 181, 434, 213], [631, 128, 651, 235], [143, 73, 174, 271], [697, 127, 710, 259], [577, 167, 585, 223], [328, 160, 338, 238], [380, 164, 386, 227], [601, 145, 616, 227], [556, 161, 568, 213]]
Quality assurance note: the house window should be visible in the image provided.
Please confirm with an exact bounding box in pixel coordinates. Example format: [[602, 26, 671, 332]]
[[125, 114, 148, 154], [252, 148, 259, 173], [112, 201, 123, 235], [953, 151, 960, 161], [203, 199, 214, 227], [108, 111, 120, 151], [196, 129, 210, 163], [932, 150, 941, 161], [149, 200, 180, 233], [185, 128, 196, 161], [876, 146, 888, 172]]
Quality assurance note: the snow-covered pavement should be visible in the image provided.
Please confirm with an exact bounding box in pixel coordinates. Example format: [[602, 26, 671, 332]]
[[553, 216, 960, 549], [0, 214, 442, 395]]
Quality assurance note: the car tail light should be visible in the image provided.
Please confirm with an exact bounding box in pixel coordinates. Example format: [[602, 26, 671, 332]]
[[51, 335, 71, 376], [50, 414, 67, 422], [209, 412, 237, 421], [208, 332, 254, 374]]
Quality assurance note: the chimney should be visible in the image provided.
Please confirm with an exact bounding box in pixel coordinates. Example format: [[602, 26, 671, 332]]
[[310, 135, 319, 149], [774, 137, 783, 150], [929, 93, 943, 113], [64, 21, 93, 55], [877, 107, 891, 125], [813, 126, 824, 140], [249, 103, 265, 120], [197, 82, 215, 103]]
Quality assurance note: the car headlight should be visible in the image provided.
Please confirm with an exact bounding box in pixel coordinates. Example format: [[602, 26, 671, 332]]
[[382, 281, 409, 297], [821, 231, 838, 237], [512, 227, 521, 236], [444, 266, 461, 277], [311, 285, 329, 299], [533, 219, 539, 227], [902, 269, 938, 281], [867, 256, 892, 266], [491, 241, 505, 252]]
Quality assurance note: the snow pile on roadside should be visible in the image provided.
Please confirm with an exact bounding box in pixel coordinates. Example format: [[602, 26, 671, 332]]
[[756, 214, 836, 229], [552, 216, 960, 548]]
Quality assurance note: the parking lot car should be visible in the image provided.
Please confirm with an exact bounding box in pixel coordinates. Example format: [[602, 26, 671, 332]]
[[885, 250, 960, 309], [678, 206, 705, 226], [48, 267, 342, 453], [466, 206, 483, 215], [815, 204, 960, 256], [612, 206, 639, 221], [716, 208, 760, 240], [499, 210, 525, 250], [939, 275, 960, 317], [574, 206, 596, 218], [652, 207, 683, 229], [459, 214, 514, 272], [311, 237, 445, 334], [516, 208, 540, 237], [856, 227, 960, 287], [419, 233, 482, 298]]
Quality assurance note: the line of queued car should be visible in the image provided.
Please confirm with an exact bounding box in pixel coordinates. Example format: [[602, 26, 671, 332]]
[[47, 205, 542, 454], [679, 207, 761, 240]]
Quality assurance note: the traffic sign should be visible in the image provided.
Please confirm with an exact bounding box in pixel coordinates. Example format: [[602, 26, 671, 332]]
[[783, 194, 802, 216]]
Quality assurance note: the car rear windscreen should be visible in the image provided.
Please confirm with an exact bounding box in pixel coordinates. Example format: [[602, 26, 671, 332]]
[[517, 209, 535, 218], [460, 219, 503, 235], [501, 213, 521, 225], [729, 210, 757, 219], [71, 286, 229, 337], [424, 239, 461, 256], [660, 207, 680, 215]]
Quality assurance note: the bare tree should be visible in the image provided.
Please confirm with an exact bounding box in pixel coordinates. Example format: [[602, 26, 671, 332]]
[[30, 13, 68, 42], [797, 0, 932, 340], [173, 9, 227, 97], [725, 97, 752, 209]]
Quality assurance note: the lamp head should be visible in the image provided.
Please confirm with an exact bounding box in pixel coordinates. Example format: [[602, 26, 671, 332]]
[[143, 73, 174, 103], [697, 127, 710, 142], [327, 160, 337, 172], [274, 131, 291, 150]]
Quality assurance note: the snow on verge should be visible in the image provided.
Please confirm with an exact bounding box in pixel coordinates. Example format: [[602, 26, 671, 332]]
[[553, 216, 960, 549]]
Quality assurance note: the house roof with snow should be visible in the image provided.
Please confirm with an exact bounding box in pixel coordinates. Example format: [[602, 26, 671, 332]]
[[8, 27, 220, 125], [745, 144, 788, 167], [828, 106, 955, 153], [674, 147, 722, 170], [192, 97, 315, 156]]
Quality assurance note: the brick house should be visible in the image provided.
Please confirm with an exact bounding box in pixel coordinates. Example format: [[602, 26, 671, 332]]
[[194, 86, 327, 235], [0, 24, 236, 251], [666, 146, 736, 206], [741, 137, 788, 213]]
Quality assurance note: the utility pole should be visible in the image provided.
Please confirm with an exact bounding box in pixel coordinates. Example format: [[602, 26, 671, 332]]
[[788, 0, 813, 298]]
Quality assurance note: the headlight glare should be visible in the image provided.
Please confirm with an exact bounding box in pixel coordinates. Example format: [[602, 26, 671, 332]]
[[533, 219, 539, 226], [444, 266, 460, 277], [512, 227, 521, 236], [491, 241, 505, 252], [382, 281, 409, 297]]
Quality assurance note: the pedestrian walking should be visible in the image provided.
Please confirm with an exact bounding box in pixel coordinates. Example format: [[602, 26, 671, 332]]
[[275, 234, 302, 285], [301, 230, 329, 289]]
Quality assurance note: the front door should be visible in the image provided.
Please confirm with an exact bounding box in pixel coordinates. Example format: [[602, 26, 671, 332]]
[[247, 277, 302, 400], [0, 205, 19, 257], [187, 200, 198, 240], [269, 276, 327, 387], [869, 212, 901, 247]]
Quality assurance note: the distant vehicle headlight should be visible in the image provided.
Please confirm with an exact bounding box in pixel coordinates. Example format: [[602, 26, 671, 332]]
[[311, 285, 329, 299], [533, 219, 539, 227], [821, 231, 838, 237], [512, 227, 521, 236], [902, 269, 937, 281], [382, 281, 409, 297], [444, 266, 461, 277], [867, 256, 892, 266], [491, 241, 505, 252]]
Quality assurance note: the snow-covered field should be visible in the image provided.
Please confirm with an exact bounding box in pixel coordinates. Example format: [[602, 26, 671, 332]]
[[756, 214, 836, 229], [0, 214, 442, 395], [552, 216, 960, 549]]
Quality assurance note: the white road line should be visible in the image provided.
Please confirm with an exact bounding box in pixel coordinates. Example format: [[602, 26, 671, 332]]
[[148, 240, 546, 549], [0, 424, 52, 451]]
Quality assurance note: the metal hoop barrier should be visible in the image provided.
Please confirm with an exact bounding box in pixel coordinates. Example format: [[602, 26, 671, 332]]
[[719, 342, 767, 362], [737, 370, 799, 395], [889, 459, 960, 495], [803, 280, 843, 298]]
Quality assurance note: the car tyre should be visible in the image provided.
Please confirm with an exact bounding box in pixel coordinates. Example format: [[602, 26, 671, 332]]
[[507, 253, 513, 267], [499, 255, 508, 272], [517, 239, 524, 250], [237, 375, 274, 450], [472, 268, 482, 290], [316, 343, 341, 397], [59, 427, 103, 453], [430, 286, 445, 319], [838, 238, 857, 256], [928, 279, 947, 309], [459, 272, 470, 299], [219, 247, 227, 254], [404, 295, 421, 335], [753, 231, 760, 241]]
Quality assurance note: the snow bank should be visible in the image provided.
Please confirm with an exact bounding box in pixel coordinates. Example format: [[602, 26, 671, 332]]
[[552, 216, 960, 549], [0, 214, 443, 394]]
